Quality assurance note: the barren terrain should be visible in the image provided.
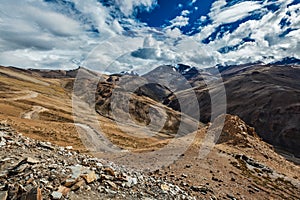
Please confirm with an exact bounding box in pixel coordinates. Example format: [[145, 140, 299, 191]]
[[0, 65, 299, 199]]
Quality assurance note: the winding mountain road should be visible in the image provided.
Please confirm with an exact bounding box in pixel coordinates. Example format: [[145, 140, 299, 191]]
[[22, 106, 48, 119], [0, 90, 48, 120], [0, 90, 38, 101]]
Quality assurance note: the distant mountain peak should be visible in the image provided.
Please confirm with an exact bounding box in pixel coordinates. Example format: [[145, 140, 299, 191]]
[[119, 70, 139, 76], [271, 57, 300, 65]]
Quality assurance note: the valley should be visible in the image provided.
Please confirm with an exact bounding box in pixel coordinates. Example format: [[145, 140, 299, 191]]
[[0, 64, 299, 199]]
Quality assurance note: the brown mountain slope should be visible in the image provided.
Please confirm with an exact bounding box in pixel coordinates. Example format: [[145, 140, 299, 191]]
[[223, 65, 300, 159], [162, 64, 300, 159], [0, 65, 299, 199], [0, 65, 201, 152], [156, 114, 300, 199], [2, 64, 299, 160]]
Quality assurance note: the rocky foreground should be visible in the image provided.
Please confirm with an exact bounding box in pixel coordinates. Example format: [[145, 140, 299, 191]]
[[0, 122, 193, 200], [1, 115, 299, 200]]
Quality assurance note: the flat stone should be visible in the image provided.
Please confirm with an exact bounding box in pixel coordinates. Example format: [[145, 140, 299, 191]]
[[106, 180, 117, 190], [63, 178, 77, 187], [57, 186, 71, 196], [24, 187, 42, 200], [96, 163, 103, 169], [81, 171, 97, 184], [46, 185, 54, 191], [71, 179, 85, 191], [131, 177, 138, 185], [40, 179, 49, 185], [84, 185, 91, 191], [161, 184, 169, 191], [97, 186, 105, 192], [101, 174, 113, 181], [0, 141, 6, 147], [26, 157, 40, 164], [48, 164, 58, 169], [51, 191, 62, 200], [26, 178, 34, 185], [0, 172, 7, 178], [104, 167, 115, 177], [68, 165, 90, 179], [65, 146, 73, 150], [38, 142, 54, 150], [1, 157, 13, 162], [0, 191, 8, 200], [10, 163, 29, 174], [190, 186, 210, 194], [125, 177, 138, 187], [226, 194, 237, 200], [104, 188, 117, 195]]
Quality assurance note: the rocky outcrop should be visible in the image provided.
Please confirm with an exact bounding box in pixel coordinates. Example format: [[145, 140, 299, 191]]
[[94, 74, 200, 136], [215, 114, 258, 147]]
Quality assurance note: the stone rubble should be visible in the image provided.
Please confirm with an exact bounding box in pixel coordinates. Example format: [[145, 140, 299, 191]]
[[0, 122, 195, 200]]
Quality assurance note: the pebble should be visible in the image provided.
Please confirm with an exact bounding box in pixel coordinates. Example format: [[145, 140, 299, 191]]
[[0, 191, 8, 200], [226, 194, 237, 200], [51, 191, 63, 199], [81, 171, 97, 183]]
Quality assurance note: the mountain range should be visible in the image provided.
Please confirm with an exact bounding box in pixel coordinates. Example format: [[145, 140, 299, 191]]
[[93, 60, 300, 160], [0, 62, 299, 199]]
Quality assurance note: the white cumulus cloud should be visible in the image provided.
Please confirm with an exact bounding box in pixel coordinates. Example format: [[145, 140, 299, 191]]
[[115, 0, 157, 16], [170, 16, 190, 28]]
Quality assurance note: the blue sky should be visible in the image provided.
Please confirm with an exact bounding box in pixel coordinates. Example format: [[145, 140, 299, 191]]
[[0, 0, 299, 73], [136, 0, 214, 32]]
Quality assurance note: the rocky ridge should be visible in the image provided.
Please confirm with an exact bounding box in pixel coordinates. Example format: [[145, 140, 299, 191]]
[[144, 64, 300, 159]]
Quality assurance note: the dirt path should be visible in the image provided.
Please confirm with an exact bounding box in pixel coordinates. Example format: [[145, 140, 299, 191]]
[[0, 89, 48, 119], [22, 106, 48, 119], [0, 90, 38, 101], [75, 123, 123, 153], [1, 90, 48, 120], [12, 91, 38, 101]]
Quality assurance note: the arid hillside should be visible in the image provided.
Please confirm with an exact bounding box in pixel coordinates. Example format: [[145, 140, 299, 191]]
[[0, 65, 299, 199], [158, 64, 300, 160]]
